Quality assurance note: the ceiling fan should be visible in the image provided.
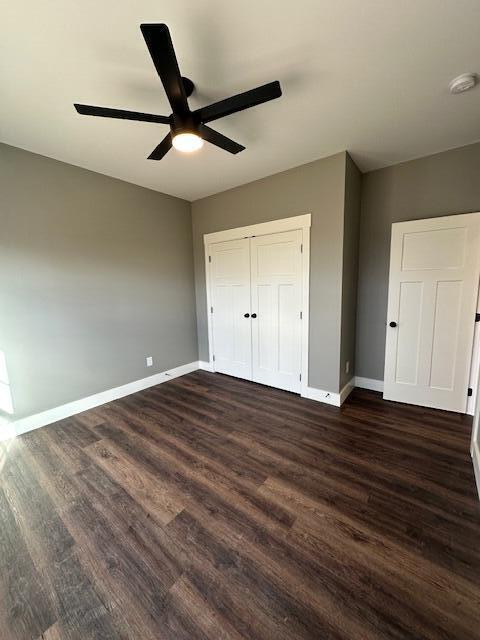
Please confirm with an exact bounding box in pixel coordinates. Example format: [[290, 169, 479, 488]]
[[74, 23, 282, 160]]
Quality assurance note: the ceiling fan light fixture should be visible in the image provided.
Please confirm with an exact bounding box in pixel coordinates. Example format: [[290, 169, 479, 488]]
[[172, 132, 204, 153]]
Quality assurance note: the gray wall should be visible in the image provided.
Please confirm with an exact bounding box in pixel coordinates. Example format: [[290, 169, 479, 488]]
[[0, 143, 197, 420], [356, 141, 480, 380], [192, 152, 348, 393], [340, 154, 361, 389]]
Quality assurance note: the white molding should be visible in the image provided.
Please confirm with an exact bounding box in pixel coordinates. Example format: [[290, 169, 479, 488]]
[[204, 241, 215, 368], [303, 377, 355, 408], [339, 377, 355, 405], [303, 386, 341, 407], [300, 225, 310, 397], [203, 213, 311, 245], [204, 214, 311, 392], [198, 360, 214, 372], [355, 376, 384, 393], [467, 287, 480, 416], [1, 361, 199, 441], [472, 441, 480, 500]]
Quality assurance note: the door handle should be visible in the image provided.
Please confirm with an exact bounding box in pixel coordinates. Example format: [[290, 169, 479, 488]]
[[389, 321, 397, 328], [251, 313, 257, 318], [244, 313, 250, 318]]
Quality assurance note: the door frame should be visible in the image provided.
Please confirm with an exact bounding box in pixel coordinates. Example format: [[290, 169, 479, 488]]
[[204, 214, 311, 396], [467, 282, 480, 415]]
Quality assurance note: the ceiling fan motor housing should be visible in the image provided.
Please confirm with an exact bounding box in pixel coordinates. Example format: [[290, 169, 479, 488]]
[[181, 77, 195, 97], [170, 111, 201, 136]]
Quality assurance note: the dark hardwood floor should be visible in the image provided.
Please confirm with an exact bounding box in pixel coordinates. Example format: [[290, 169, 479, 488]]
[[1, 370, 479, 640]]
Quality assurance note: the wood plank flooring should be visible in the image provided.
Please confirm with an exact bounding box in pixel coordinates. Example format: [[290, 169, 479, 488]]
[[1, 370, 479, 639]]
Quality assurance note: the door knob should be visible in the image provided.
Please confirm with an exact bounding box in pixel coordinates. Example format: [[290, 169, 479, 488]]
[[389, 321, 397, 328], [244, 313, 250, 318], [251, 313, 257, 318]]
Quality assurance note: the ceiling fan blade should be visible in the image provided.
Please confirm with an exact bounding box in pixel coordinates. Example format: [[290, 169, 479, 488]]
[[140, 24, 189, 115], [148, 133, 173, 160], [195, 81, 282, 124], [74, 104, 170, 124], [199, 124, 245, 154]]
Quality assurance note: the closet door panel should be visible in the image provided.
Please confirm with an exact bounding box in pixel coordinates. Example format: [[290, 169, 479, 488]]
[[210, 239, 252, 380], [251, 230, 302, 392]]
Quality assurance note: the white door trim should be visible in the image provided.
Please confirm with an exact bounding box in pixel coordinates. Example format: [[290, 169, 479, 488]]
[[467, 283, 480, 415], [204, 214, 311, 396], [203, 214, 311, 246], [472, 441, 480, 500]]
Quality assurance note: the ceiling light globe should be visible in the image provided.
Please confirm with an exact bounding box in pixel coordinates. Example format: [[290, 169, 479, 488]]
[[172, 132, 204, 153]]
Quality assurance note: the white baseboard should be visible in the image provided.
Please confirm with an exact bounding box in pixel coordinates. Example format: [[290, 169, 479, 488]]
[[355, 376, 384, 393], [7, 362, 469, 443], [197, 364, 350, 409], [1, 361, 200, 441], [303, 377, 355, 408], [1, 363, 353, 440], [472, 441, 480, 500], [303, 386, 340, 406], [340, 378, 355, 405]]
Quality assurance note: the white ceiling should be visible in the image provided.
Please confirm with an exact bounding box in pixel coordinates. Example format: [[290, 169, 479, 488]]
[[2, 1, 480, 201]]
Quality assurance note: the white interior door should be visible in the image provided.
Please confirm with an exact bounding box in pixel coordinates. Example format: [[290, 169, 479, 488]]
[[250, 230, 302, 393], [210, 239, 252, 380], [384, 213, 480, 412]]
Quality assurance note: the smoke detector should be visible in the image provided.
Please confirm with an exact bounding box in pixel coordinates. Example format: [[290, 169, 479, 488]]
[[449, 73, 477, 94]]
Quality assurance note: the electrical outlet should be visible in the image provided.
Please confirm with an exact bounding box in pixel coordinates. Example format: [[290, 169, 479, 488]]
[[345, 360, 350, 374], [146, 356, 153, 367]]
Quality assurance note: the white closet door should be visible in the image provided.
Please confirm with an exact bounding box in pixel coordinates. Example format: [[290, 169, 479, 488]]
[[210, 239, 252, 380], [384, 213, 480, 412], [250, 230, 302, 392]]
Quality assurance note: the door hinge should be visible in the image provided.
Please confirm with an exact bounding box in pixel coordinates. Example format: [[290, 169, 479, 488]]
[[468, 387, 473, 397], [300, 311, 303, 319], [208, 255, 212, 263], [213, 354, 215, 362], [476, 312, 480, 322], [300, 243, 303, 253], [210, 306, 213, 314], [299, 373, 302, 381]]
